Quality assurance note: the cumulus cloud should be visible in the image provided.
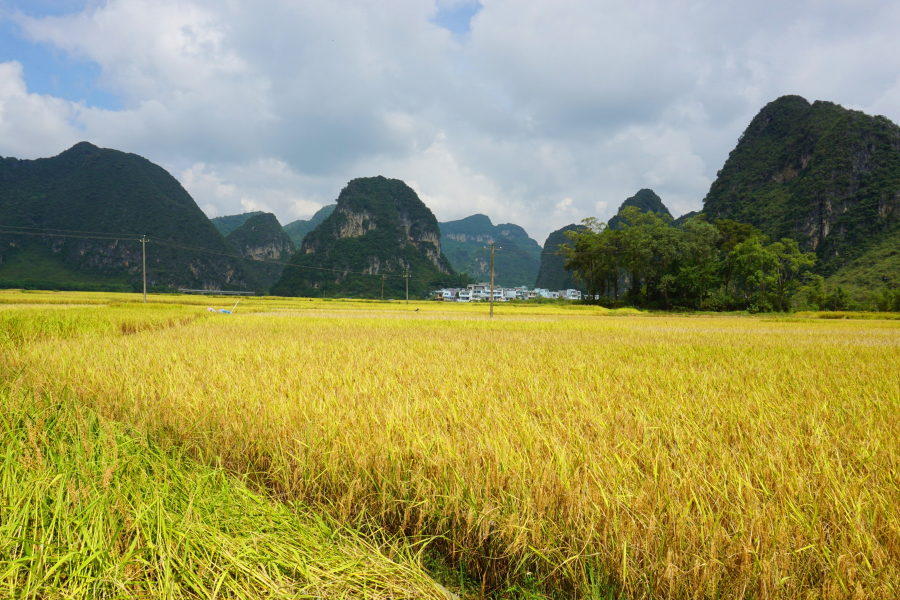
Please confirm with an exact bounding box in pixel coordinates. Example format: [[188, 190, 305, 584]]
[[0, 61, 81, 158], [554, 198, 575, 217], [4, 0, 900, 243]]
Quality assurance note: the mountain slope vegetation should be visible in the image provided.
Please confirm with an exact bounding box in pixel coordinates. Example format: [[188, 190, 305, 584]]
[[224, 212, 295, 290], [211, 211, 265, 236], [701, 95, 900, 279], [535, 191, 671, 293], [272, 177, 463, 298], [607, 189, 672, 230], [534, 224, 583, 291], [283, 205, 337, 246], [0, 142, 255, 290], [438, 215, 542, 287]]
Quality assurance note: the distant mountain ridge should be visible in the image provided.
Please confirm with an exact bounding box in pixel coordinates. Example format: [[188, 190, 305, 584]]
[[701, 95, 900, 284], [284, 205, 337, 246], [439, 214, 542, 287], [0, 142, 254, 290], [608, 189, 671, 230], [535, 224, 583, 291], [272, 177, 461, 298], [224, 213, 295, 290], [211, 211, 265, 237], [533, 190, 672, 292]]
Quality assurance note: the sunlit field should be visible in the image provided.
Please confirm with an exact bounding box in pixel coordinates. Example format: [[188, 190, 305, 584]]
[[2, 290, 899, 598]]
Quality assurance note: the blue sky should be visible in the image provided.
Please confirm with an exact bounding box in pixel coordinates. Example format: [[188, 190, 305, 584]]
[[432, 1, 481, 36], [2, 0, 483, 112], [0, 0, 120, 108], [1, 1, 900, 243]]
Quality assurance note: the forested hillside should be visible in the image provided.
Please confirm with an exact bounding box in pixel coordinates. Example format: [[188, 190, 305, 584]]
[[702, 95, 900, 281], [211, 211, 265, 236], [607, 189, 671, 229], [534, 224, 582, 291], [224, 213, 295, 290], [284, 205, 337, 246], [0, 142, 255, 291], [272, 177, 464, 298], [439, 215, 542, 287]]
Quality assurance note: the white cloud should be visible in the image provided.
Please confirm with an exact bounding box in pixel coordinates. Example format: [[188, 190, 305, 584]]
[[4, 0, 900, 243], [179, 160, 332, 225], [0, 61, 81, 158], [239, 197, 271, 215], [554, 197, 575, 217]]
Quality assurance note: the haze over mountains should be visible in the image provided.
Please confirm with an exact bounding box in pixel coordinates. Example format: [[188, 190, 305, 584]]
[[1, 95, 898, 299], [0, 142, 256, 291], [272, 177, 461, 298], [224, 213, 295, 290], [438, 215, 543, 287], [283, 205, 337, 247], [607, 189, 671, 230]]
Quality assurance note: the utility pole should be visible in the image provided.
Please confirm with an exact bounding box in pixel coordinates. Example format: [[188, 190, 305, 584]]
[[141, 235, 148, 303], [405, 268, 409, 305], [381, 274, 386, 301], [490, 242, 495, 319]]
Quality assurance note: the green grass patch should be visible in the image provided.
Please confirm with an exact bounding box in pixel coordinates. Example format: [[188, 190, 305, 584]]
[[826, 225, 900, 297], [0, 242, 129, 286], [791, 310, 900, 320], [0, 389, 451, 599]]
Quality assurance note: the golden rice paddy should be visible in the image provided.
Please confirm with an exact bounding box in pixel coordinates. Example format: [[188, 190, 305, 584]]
[[2, 289, 898, 598]]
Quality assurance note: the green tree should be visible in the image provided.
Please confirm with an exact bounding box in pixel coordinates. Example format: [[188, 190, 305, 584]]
[[874, 288, 900, 312], [805, 274, 827, 310], [769, 238, 817, 311], [714, 219, 763, 294], [730, 237, 778, 311], [824, 286, 851, 311], [562, 218, 606, 301], [616, 207, 679, 304], [675, 218, 723, 306]]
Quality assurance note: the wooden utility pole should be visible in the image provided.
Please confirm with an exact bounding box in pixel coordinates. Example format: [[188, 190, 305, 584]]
[[490, 242, 495, 319], [381, 274, 385, 301], [141, 235, 148, 303], [405, 269, 409, 305]]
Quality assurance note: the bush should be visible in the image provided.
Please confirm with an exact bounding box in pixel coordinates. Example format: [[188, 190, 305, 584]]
[[874, 288, 900, 312], [823, 286, 851, 311]]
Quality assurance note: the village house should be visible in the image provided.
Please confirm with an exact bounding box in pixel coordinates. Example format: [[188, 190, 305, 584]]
[[432, 285, 583, 302]]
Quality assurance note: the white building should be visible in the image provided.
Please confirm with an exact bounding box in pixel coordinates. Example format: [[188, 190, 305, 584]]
[[437, 284, 581, 302]]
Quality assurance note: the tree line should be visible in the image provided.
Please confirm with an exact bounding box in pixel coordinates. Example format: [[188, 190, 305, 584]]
[[561, 207, 830, 312]]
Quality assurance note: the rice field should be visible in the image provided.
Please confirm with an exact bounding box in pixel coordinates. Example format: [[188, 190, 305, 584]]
[[2, 290, 899, 598]]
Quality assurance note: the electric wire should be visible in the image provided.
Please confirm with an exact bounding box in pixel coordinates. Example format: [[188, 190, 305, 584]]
[[5, 209, 894, 289], [0, 225, 456, 285], [0, 224, 144, 238], [0, 228, 142, 243]]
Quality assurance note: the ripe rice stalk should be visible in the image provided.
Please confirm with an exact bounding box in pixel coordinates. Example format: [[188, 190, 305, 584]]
[[0, 386, 453, 599], [2, 294, 899, 598]]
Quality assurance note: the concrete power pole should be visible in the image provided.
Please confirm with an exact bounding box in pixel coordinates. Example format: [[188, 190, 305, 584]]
[[405, 268, 409, 305], [490, 242, 495, 319], [381, 274, 386, 301], [141, 236, 148, 303]]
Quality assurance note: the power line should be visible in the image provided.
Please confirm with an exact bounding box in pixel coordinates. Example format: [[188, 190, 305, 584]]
[[0, 224, 144, 239], [0, 228, 142, 243], [0, 225, 451, 285]]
